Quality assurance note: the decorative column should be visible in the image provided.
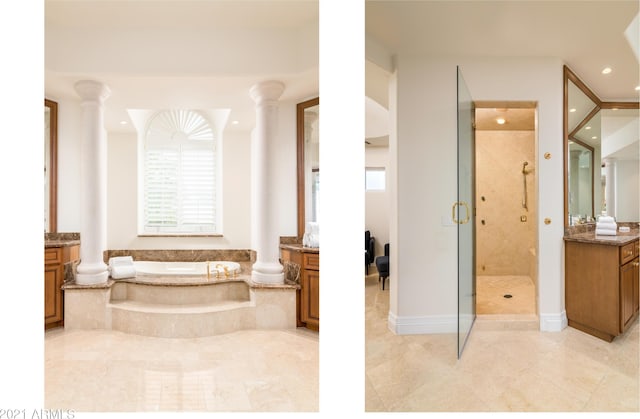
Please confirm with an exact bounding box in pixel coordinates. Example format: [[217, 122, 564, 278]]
[[250, 81, 285, 284], [603, 158, 616, 218], [74, 80, 111, 285]]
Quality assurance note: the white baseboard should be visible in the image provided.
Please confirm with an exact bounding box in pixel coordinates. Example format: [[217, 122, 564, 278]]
[[388, 312, 457, 334], [539, 310, 568, 332], [387, 311, 568, 334]]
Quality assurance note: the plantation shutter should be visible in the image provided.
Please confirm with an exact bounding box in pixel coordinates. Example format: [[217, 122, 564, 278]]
[[143, 110, 217, 234]]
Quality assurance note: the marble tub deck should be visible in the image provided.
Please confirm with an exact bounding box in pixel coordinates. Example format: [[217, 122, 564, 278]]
[[63, 266, 299, 338]]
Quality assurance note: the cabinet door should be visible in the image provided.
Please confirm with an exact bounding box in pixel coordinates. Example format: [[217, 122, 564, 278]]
[[45, 265, 63, 325], [620, 261, 635, 332], [634, 258, 639, 315], [301, 270, 319, 329]]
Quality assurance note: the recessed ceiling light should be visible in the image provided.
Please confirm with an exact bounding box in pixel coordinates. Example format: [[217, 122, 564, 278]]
[[592, 136, 598, 140], [231, 120, 239, 125], [635, 86, 640, 91], [612, 108, 619, 111], [496, 117, 506, 125], [568, 141, 574, 145], [585, 126, 591, 130], [120, 120, 127, 125], [601, 67, 612, 74], [569, 108, 577, 113]]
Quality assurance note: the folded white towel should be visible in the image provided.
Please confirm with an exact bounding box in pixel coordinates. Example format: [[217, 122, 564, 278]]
[[110, 265, 136, 279], [109, 256, 134, 267], [596, 222, 617, 231], [595, 228, 617, 236], [598, 216, 615, 223]]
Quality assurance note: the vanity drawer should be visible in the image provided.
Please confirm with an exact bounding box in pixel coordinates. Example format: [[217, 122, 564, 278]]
[[620, 242, 635, 265], [303, 253, 319, 270], [45, 248, 62, 264]]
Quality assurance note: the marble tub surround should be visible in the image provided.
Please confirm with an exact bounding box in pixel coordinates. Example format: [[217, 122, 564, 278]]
[[105, 249, 255, 263], [63, 269, 297, 337]]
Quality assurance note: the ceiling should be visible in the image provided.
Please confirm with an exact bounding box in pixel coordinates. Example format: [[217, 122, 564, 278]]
[[366, 0, 639, 102], [45, 0, 319, 134]]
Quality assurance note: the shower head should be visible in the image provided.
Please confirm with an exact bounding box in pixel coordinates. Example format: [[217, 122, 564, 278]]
[[522, 161, 529, 174]]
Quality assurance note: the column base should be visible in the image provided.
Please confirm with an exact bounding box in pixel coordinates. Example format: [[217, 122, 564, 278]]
[[251, 271, 284, 284]]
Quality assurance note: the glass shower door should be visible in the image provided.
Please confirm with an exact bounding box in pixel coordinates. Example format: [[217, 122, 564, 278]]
[[456, 66, 476, 358]]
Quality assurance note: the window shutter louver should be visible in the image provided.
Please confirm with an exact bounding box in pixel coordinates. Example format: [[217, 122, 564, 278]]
[[143, 110, 218, 234]]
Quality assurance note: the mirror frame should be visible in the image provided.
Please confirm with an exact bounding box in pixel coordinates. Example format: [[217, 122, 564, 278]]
[[563, 66, 639, 228], [296, 97, 319, 239], [45, 99, 58, 233]]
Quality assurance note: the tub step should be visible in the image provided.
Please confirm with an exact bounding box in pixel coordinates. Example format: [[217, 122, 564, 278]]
[[108, 300, 257, 338], [108, 299, 254, 314]]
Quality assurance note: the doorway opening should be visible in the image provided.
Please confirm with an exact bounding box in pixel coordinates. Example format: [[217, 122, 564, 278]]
[[474, 101, 538, 319]]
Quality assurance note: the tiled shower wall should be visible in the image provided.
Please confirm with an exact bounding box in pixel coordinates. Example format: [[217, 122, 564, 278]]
[[476, 130, 536, 279]]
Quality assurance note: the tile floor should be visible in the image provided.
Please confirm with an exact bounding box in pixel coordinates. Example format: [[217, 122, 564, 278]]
[[477, 275, 536, 315], [365, 273, 639, 412], [45, 327, 318, 412]]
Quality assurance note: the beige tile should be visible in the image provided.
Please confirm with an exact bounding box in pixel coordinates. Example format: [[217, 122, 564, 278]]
[[365, 270, 640, 412], [45, 328, 318, 412]]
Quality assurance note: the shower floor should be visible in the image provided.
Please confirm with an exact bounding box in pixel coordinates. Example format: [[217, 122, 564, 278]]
[[476, 275, 536, 315]]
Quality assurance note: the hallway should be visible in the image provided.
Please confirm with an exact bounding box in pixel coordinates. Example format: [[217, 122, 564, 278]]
[[365, 274, 639, 412]]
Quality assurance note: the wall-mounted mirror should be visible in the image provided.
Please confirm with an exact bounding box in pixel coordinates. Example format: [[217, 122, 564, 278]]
[[45, 99, 58, 233], [564, 65, 640, 227], [296, 97, 319, 239]]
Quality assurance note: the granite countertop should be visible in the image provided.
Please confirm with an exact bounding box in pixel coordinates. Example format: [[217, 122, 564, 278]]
[[564, 230, 640, 246], [45, 239, 81, 248], [279, 243, 319, 253]]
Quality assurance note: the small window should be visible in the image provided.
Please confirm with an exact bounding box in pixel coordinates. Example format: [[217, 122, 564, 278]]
[[365, 167, 386, 191]]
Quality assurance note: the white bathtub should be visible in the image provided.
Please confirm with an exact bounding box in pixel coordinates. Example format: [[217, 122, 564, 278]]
[[134, 261, 241, 276]]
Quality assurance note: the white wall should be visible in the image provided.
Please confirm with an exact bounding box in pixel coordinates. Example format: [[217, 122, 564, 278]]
[[616, 160, 640, 222], [365, 146, 390, 260], [388, 56, 565, 334], [55, 95, 301, 250], [54, 96, 83, 232]]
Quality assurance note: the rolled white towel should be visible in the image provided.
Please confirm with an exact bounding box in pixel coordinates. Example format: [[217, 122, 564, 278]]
[[110, 265, 136, 279], [596, 222, 618, 231], [595, 228, 617, 236], [109, 256, 134, 267]]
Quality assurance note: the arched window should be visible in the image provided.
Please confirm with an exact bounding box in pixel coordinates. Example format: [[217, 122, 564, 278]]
[[143, 109, 219, 234]]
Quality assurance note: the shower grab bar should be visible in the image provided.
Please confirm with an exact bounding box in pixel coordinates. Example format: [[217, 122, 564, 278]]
[[522, 161, 528, 211]]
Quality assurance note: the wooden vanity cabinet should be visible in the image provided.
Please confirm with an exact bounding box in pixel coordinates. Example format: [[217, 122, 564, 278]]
[[565, 238, 639, 342], [280, 245, 319, 331], [44, 245, 79, 329], [300, 252, 319, 330]]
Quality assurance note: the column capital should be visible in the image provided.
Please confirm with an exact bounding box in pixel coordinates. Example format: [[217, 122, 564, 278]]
[[249, 81, 285, 106], [74, 80, 111, 104]]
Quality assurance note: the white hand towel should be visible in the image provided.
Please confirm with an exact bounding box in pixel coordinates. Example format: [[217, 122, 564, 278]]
[[110, 265, 137, 279], [596, 222, 617, 231], [595, 228, 617, 236], [109, 256, 134, 267], [598, 216, 615, 223]]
